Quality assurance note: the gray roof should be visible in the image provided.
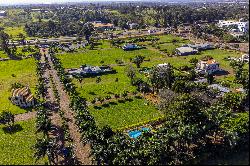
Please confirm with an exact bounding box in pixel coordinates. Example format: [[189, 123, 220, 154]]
[[194, 78, 207, 83], [183, 43, 213, 49], [208, 84, 230, 93], [176, 47, 198, 53]]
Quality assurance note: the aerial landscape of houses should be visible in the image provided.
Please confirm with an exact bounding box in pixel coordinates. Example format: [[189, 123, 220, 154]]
[[0, 0, 249, 165]]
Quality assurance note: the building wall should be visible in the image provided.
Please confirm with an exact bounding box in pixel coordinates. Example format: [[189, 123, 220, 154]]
[[0, 11, 6, 16], [11, 96, 34, 108]]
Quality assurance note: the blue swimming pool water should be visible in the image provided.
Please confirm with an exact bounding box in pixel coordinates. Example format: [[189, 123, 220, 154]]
[[129, 130, 142, 139], [141, 127, 150, 131], [128, 127, 150, 139]]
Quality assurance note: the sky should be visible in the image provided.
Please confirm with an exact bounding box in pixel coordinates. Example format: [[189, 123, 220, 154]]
[[0, 0, 239, 5], [0, 0, 141, 5]]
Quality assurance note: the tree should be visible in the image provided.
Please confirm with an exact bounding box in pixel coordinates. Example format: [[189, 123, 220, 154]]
[[36, 110, 52, 137], [125, 64, 136, 80], [0, 111, 15, 128], [221, 112, 249, 148], [96, 76, 101, 83], [204, 103, 231, 143], [150, 63, 174, 91], [34, 137, 58, 164], [189, 57, 198, 65], [171, 80, 187, 93], [206, 73, 214, 85], [0, 30, 11, 56], [132, 55, 145, 68], [229, 60, 245, 83], [221, 92, 245, 111], [81, 23, 95, 43]]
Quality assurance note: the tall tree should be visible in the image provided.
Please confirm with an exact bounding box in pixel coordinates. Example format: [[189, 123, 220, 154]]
[[150, 63, 174, 91], [132, 55, 145, 68], [81, 23, 95, 43], [0, 31, 11, 56]]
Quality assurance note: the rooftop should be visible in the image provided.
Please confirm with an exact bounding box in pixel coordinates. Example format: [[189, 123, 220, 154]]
[[176, 46, 198, 53], [208, 84, 230, 93], [93, 22, 114, 28]]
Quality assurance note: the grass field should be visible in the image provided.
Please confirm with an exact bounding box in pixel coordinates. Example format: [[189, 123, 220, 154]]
[[4, 26, 27, 39], [0, 51, 8, 58], [16, 46, 38, 57], [0, 58, 37, 114], [57, 34, 246, 129], [57, 46, 162, 68], [89, 97, 163, 130], [0, 119, 47, 165], [72, 66, 137, 101]]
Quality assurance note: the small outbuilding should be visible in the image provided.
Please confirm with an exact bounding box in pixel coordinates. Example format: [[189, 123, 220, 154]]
[[11, 87, 35, 108], [175, 47, 198, 56]]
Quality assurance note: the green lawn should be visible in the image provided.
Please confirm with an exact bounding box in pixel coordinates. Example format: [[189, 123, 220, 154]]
[[0, 58, 37, 114], [15, 46, 38, 57], [73, 66, 137, 101], [57, 46, 162, 68], [89, 97, 163, 130], [58, 34, 246, 130], [0, 51, 8, 58], [4, 26, 27, 39], [0, 119, 47, 165], [157, 34, 187, 43]]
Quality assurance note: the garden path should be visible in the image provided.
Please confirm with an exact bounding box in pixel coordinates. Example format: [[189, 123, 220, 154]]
[[45, 49, 93, 165], [14, 111, 36, 122]]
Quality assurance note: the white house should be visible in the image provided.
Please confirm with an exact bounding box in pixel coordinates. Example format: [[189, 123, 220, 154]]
[[196, 59, 221, 74], [218, 19, 249, 33], [0, 11, 6, 17], [11, 87, 35, 108]]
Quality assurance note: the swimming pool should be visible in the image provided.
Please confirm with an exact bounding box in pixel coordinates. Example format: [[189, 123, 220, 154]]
[[128, 127, 150, 139]]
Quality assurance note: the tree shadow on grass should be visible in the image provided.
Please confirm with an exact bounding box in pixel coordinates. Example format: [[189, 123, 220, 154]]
[[102, 103, 110, 108], [89, 92, 96, 95], [135, 95, 143, 99], [109, 102, 117, 105], [94, 106, 102, 110], [214, 70, 230, 76], [2, 124, 23, 134], [125, 98, 133, 102], [118, 99, 125, 103]]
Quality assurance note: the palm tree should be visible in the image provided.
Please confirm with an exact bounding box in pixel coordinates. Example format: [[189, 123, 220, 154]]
[[34, 137, 58, 164], [36, 112, 52, 138]]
